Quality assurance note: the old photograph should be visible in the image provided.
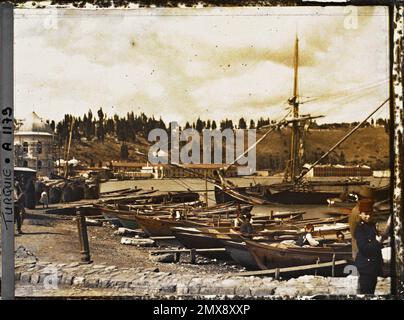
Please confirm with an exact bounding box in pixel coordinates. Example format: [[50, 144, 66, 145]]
[[1, 2, 402, 303]]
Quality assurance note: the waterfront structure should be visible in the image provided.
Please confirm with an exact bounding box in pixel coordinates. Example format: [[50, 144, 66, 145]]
[[109, 161, 240, 179], [14, 111, 56, 177], [302, 164, 373, 178]]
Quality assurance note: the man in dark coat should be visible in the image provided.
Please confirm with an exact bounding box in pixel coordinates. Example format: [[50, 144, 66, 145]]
[[240, 214, 254, 238], [14, 181, 25, 235], [354, 198, 383, 294]]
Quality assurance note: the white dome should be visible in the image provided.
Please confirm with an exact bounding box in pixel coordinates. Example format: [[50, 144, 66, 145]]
[[17, 112, 53, 134]]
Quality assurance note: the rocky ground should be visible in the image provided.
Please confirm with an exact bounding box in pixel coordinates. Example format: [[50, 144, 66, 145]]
[[0, 210, 391, 299]]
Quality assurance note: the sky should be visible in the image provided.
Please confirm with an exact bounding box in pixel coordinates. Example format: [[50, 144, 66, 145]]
[[14, 6, 390, 126]]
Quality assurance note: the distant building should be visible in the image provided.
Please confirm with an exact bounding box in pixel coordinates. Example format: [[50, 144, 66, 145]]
[[303, 164, 372, 178], [373, 170, 390, 178], [109, 161, 241, 179], [14, 112, 56, 177], [162, 163, 240, 179]]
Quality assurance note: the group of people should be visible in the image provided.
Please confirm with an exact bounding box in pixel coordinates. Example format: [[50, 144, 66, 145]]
[[295, 225, 347, 247], [13, 180, 49, 235]]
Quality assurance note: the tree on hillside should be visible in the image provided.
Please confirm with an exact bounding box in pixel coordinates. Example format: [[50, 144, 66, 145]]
[[196, 117, 204, 133], [97, 108, 105, 143], [249, 119, 255, 129], [339, 151, 346, 165], [238, 117, 247, 129], [211, 120, 217, 130], [120, 143, 129, 160]]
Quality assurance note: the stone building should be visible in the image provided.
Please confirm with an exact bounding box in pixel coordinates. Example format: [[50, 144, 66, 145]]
[[14, 112, 56, 177]]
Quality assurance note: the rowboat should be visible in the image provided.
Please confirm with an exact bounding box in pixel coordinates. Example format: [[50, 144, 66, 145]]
[[170, 228, 233, 260], [116, 214, 140, 229], [131, 214, 210, 236], [135, 209, 306, 237], [221, 240, 259, 270], [245, 240, 353, 277], [100, 190, 200, 205], [117, 200, 204, 211], [99, 206, 124, 227], [171, 220, 350, 268]]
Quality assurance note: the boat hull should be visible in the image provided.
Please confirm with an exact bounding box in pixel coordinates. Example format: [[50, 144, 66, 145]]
[[215, 186, 341, 205], [134, 215, 206, 236], [101, 211, 123, 227], [245, 240, 353, 277], [117, 215, 139, 229], [172, 231, 232, 261], [221, 240, 259, 270]]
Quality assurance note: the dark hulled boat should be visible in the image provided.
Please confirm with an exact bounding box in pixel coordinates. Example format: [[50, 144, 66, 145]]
[[133, 215, 209, 236], [170, 228, 233, 261], [221, 240, 259, 270], [245, 240, 353, 277], [215, 182, 364, 205]]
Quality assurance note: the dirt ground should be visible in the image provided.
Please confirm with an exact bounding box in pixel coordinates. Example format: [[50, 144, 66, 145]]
[[14, 209, 243, 275]]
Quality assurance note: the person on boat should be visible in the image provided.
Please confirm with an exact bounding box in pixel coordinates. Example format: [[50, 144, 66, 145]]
[[243, 212, 254, 224], [335, 231, 347, 243], [240, 215, 254, 237], [175, 210, 183, 221], [354, 198, 383, 295], [233, 211, 243, 229], [169, 209, 176, 220], [296, 223, 320, 247]]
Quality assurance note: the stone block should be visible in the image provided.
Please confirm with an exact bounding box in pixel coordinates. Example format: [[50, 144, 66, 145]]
[[149, 253, 176, 263], [30, 273, 40, 284], [20, 272, 31, 284], [62, 274, 74, 286], [159, 284, 177, 294], [73, 276, 85, 286], [121, 237, 155, 247]]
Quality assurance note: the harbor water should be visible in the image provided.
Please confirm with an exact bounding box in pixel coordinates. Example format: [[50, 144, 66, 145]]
[[100, 176, 390, 219]]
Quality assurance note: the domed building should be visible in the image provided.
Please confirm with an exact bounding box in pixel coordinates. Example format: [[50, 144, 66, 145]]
[[14, 112, 56, 177]]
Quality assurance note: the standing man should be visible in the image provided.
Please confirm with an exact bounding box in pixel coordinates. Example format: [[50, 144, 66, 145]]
[[14, 181, 25, 235], [354, 198, 383, 294]]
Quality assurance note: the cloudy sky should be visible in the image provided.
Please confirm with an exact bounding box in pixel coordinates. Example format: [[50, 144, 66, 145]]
[[14, 6, 389, 125]]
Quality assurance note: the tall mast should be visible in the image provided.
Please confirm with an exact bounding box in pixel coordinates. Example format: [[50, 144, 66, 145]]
[[289, 35, 300, 184]]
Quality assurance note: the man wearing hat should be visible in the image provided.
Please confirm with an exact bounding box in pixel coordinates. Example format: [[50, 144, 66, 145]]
[[13, 181, 25, 235], [354, 198, 383, 294]]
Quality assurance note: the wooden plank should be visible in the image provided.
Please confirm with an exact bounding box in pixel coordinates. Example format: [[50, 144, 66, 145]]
[[195, 248, 226, 253], [150, 249, 190, 254], [229, 260, 349, 277], [149, 247, 226, 254], [150, 236, 176, 241]]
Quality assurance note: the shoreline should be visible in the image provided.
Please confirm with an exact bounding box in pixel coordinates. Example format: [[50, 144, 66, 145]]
[[1, 208, 390, 298]]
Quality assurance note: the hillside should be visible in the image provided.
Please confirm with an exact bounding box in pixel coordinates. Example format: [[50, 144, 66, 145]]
[[65, 126, 389, 171], [255, 126, 389, 171]]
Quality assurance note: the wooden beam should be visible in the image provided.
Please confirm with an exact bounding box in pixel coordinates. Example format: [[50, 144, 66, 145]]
[[149, 248, 226, 254], [149, 236, 176, 241], [228, 260, 348, 277]]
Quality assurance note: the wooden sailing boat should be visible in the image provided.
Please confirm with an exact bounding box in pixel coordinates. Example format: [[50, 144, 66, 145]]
[[215, 36, 375, 205]]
